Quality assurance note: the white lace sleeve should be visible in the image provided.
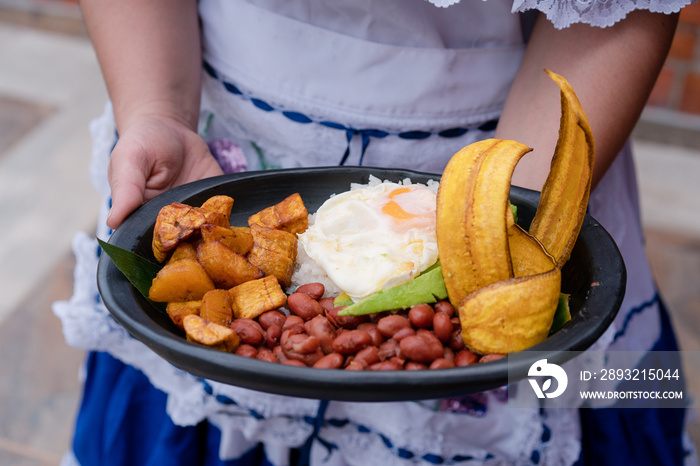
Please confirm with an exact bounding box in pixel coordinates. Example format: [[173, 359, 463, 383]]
[[426, 0, 691, 29], [426, 0, 460, 7], [512, 0, 690, 29]]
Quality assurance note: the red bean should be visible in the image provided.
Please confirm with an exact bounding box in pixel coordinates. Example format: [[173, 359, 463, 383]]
[[280, 327, 324, 365], [356, 322, 385, 346], [325, 306, 368, 329], [389, 356, 406, 368], [259, 310, 286, 330], [479, 353, 506, 363], [449, 329, 466, 352], [391, 327, 416, 342], [265, 324, 282, 349], [433, 312, 453, 343], [443, 347, 455, 362], [313, 352, 344, 369], [273, 345, 288, 363], [332, 330, 372, 355], [289, 334, 320, 355], [235, 344, 258, 358], [377, 314, 411, 338], [318, 297, 336, 312], [354, 346, 380, 366], [282, 315, 305, 331], [434, 300, 455, 317], [282, 359, 306, 367], [405, 361, 428, 371], [377, 339, 400, 361], [296, 282, 325, 300], [230, 318, 265, 346], [344, 359, 366, 371], [369, 360, 403, 371], [429, 358, 455, 370], [399, 332, 444, 364], [256, 348, 278, 363], [408, 304, 435, 329], [454, 349, 479, 367], [305, 315, 336, 354], [287, 292, 324, 321]]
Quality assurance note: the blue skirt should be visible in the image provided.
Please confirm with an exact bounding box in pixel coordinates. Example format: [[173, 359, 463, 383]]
[[71, 302, 690, 466]]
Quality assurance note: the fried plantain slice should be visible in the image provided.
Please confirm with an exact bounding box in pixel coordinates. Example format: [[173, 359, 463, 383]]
[[197, 241, 263, 289], [148, 259, 215, 302], [152, 203, 228, 262], [248, 193, 308, 235], [183, 314, 240, 352], [247, 224, 297, 289], [229, 275, 287, 320]]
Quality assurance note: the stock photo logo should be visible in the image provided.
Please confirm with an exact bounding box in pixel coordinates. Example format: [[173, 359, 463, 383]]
[[528, 359, 568, 399]]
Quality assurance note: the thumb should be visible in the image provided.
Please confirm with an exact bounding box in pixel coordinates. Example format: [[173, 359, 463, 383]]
[[106, 153, 149, 230]]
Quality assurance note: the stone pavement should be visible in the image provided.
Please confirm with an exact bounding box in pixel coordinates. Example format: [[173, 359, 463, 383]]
[[0, 6, 699, 465]]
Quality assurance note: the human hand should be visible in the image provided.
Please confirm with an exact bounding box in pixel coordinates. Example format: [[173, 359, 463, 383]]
[[106, 114, 224, 229]]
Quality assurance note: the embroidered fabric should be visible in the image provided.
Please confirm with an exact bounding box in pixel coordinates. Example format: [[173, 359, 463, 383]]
[[426, 0, 691, 29]]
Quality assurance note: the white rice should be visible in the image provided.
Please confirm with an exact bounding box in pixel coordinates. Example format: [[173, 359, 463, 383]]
[[288, 175, 439, 297]]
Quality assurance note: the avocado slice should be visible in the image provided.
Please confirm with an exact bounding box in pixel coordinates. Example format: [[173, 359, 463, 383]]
[[337, 262, 447, 316]]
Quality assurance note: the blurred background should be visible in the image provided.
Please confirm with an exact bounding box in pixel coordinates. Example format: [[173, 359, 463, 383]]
[[0, 0, 698, 464]]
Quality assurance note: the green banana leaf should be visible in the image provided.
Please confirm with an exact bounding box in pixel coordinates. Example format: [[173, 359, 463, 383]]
[[97, 238, 165, 311]]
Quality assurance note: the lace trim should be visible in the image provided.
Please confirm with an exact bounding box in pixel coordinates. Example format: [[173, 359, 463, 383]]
[[425, 0, 691, 29], [513, 0, 690, 29]]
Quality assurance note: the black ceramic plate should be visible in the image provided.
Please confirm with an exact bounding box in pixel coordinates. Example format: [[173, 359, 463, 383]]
[[97, 167, 626, 402]]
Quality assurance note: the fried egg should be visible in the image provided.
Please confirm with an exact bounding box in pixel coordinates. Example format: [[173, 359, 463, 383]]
[[298, 179, 438, 301]]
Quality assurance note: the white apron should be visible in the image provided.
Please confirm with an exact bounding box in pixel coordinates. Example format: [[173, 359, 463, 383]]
[[54, 1, 696, 465]]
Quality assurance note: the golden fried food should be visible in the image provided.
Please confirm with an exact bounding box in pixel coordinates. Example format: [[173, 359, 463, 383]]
[[229, 275, 288, 320], [247, 224, 297, 289], [437, 139, 531, 306], [458, 268, 562, 354], [183, 314, 240, 352], [148, 259, 215, 302], [200, 289, 234, 327], [196, 241, 263, 289], [166, 242, 199, 264], [152, 203, 229, 262], [166, 300, 201, 330], [528, 69, 595, 267], [247, 192, 308, 235], [436, 70, 594, 355], [200, 195, 234, 223], [200, 224, 254, 256]]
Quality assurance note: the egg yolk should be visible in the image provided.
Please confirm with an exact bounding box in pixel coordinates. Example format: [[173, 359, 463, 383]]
[[380, 186, 434, 233]]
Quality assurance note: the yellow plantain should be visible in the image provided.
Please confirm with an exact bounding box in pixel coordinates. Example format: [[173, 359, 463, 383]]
[[460, 223, 560, 354], [529, 69, 595, 267], [459, 267, 562, 355], [439, 70, 594, 354], [508, 224, 556, 278], [436, 139, 532, 308]]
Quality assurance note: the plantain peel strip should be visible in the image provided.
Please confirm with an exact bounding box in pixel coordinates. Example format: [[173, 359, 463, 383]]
[[529, 69, 595, 267], [436, 139, 532, 308]]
